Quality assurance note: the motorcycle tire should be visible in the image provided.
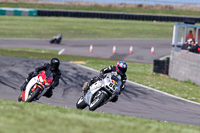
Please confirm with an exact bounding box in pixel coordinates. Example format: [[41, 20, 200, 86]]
[[26, 87, 41, 102], [76, 96, 87, 109], [89, 91, 108, 111], [56, 40, 60, 44], [50, 40, 54, 44]]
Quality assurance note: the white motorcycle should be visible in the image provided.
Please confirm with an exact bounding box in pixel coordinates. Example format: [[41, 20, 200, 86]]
[[18, 70, 53, 102], [76, 72, 121, 111]]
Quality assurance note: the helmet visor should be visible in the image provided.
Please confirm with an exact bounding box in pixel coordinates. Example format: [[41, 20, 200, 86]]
[[118, 67, 127, 75], [50, 64, 57, 71]]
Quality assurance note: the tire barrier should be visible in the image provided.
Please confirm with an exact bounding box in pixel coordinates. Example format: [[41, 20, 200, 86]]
[[0, 7, 37, 16], [1, 7, 199, 22], [153, 57, 170, 75], [37, 9, 200, 22]]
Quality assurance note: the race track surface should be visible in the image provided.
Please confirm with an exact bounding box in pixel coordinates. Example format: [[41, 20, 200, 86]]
[[0, 38, 171, 63], [1, 56, 200, 126]]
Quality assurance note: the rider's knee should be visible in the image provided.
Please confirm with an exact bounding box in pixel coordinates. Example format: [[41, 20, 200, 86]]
[[111, 96, 118, 102], [44, 89, 53, 98]]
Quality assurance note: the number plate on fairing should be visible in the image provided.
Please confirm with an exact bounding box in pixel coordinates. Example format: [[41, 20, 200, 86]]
[[108, 82, 116, 90]]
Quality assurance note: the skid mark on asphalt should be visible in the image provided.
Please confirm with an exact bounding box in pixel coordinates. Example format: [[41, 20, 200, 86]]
[[59, 68, 93, 99], [123, 89, 138, 98], [0, 76, 17, 90], [7, 71, 25, 81], [122, 84, 149, 101]]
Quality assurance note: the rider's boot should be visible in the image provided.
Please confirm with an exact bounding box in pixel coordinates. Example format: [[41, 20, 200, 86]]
[[20, 72, 34, 92], [82, 82, 89, 95], [20, 79, 28, 92]]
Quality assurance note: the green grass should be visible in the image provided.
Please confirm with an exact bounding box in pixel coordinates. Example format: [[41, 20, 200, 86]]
[[1, 2, 200, 17], [0, 47, 58, 54], [0, 99, 200, 133], [0, 16, 173, 39], [1, 48, 200, 103]]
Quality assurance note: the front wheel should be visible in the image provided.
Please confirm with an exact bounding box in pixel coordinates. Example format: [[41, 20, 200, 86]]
[[89, 91, 108, 111], [26, 87, 41, 102], [76, 96, 87, 109]]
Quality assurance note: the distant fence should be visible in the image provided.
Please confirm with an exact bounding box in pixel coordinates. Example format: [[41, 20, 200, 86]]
[[1, 7, 200, 22], [169, 51, 200, 86], [37, 9, 200, 22]]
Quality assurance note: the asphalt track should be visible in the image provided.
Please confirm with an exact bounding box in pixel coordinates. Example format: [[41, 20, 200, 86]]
[[0, 38, 172, 63], [1, 56, 200, 126]]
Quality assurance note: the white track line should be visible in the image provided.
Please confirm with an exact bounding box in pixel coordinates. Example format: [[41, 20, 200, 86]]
[[76, 63, 200, 106], [58, 48, 65, 55], [159, 55, 170, 60]]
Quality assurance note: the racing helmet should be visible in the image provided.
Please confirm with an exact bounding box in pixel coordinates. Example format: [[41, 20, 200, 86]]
[[116, 61, 127, 75], [50, 58, 60, 71]]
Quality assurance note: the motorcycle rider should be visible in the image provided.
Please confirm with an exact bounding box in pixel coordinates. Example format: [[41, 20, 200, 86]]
[[83, 61, 127, 102], [20, 58, 61, 98]]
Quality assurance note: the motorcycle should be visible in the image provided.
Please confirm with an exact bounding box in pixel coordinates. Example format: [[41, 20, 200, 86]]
[[18, 70, 53, 102], [50, 34, 62, 44], [76, 72, 121, 111]]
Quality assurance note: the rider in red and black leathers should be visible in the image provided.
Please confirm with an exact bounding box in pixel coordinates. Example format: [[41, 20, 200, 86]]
[[20, 58, 61, 98], [84, 61, 127, 102]]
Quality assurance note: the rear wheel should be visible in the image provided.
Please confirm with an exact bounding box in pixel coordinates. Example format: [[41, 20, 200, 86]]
[[50, 39, 54, 44], [76, 96, 87, 109], [26, 87, 41, 102], [89, 91, 108, 111]]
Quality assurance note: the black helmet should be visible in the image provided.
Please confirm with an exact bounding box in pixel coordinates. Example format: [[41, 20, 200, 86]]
[[116, 61, 127, 75], [50, 58, 60, 71]]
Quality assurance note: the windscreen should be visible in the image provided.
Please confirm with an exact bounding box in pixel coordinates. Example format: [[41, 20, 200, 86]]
[[45, 70, 53, 79], [111, 75, 119, 85]]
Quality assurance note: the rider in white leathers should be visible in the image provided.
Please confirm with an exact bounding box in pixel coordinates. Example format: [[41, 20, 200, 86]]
[[84, 61, 127, 102]]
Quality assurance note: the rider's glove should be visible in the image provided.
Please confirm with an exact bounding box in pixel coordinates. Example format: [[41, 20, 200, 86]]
[[50, 85, 55, 90], [99, 72, 105, 79], [99, 72, 103, 76]]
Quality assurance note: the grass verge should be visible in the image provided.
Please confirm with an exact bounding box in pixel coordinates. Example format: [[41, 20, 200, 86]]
[[0, 16, 173, 39], [0, 47, 58, 54], [1, 47, 200, 103], [0, 100, 200, 133], [1, 2, 200, 17]]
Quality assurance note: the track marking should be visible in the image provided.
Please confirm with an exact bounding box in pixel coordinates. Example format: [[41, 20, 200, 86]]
[[159, 55, 170, 60], [70, 61, 86, 64], [58, 48, 65, 55], [76, 63, 200, 106]]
